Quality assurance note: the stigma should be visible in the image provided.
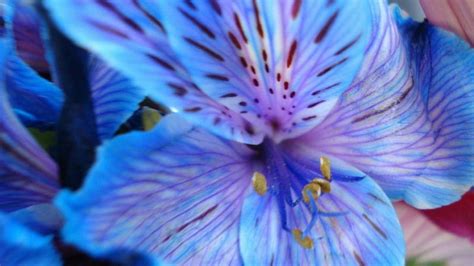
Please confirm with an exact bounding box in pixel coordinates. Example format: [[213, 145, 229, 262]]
[[292, 229, 314, 249]]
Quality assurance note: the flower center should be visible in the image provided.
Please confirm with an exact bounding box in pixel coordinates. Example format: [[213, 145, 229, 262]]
[[251, 139, 334, 249]]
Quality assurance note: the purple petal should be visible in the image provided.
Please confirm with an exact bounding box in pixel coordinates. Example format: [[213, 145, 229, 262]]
[[296, 3, 474, 208], [11, 0, 49, 72], [0, 37, 58, 212], [88, 55, 145, 140], [155, 0, 370, 142], [56, 114, 255, 264]]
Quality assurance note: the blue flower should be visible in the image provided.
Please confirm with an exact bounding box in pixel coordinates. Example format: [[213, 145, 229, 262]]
[[25, 0, 474, 265], [0, 1, 159, 264]]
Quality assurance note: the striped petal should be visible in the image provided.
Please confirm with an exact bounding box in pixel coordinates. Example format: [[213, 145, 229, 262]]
[[88, 55, 144, 140], [11, 0, 49, 72], [240, 156, 404, 265], [396, 202, 474, 266], [0, 212, 61, 266], [1, 0, 63, 129], [0, 82, 58, 212], [297, 3, 474, 208], [7, 0, 140, 137], [0, 18, 58, 212], [156, 0, 370, 142], [43, 0, 265, 144], [56, 114, 254, 264]]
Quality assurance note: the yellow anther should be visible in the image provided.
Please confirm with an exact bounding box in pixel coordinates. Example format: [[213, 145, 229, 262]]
[[292, 229, 314, 249], [320, 156, 331, 181], [313, 178, 331, 193], [252, 171, 268, 196], [302, 182, 321, 203], [142, 107, 161, 131]]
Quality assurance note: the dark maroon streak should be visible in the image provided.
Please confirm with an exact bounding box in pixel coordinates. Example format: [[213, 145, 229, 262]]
[[184, 37, 225, 61], [315, 11, 339, 43]]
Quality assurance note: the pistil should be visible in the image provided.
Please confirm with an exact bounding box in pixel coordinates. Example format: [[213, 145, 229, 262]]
[[250, 139, 336, 249]]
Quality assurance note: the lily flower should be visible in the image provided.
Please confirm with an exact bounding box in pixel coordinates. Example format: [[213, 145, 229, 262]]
[[2, 0, 462, 265], [39, 0, 474, 264]]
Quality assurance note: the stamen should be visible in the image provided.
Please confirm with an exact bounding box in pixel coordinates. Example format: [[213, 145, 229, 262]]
[[292, 228, 314, 249], [252, 171, 268, 195], [142, 107, 161, 131], [313, 178, 331, 193], [302, 178, 331, 203], [302, 182, 321, 203], [320, 156, 331, 180], [303, 195, 319, 236], [259, 140, 338, 247]]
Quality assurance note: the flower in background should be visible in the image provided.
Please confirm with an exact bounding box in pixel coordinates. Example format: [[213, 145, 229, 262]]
[[38, 0, 474, 264], [421, 190, 474, 245], [421, 0, 474, 46], [396, 197, 474, 266]]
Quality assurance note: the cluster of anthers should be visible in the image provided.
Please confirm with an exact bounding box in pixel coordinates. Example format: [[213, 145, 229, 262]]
[[252, 156, 333, 249]]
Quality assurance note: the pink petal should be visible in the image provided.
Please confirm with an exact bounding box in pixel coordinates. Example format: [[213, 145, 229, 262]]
[[396, 202, 474, 265], [420, 0, 474, 46], [421, 191, 474, 244]]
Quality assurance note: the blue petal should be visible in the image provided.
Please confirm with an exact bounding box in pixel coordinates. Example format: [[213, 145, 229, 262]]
[[43, 0, 265, 144], [55, 114, 255, 264], [9, 203, 62, 235], [240, 156, 404, 265], [6, 54, 64, 129], [88, 55, 144, 140], [0, 88, 59, 213], [296, 2, 474, 208], [0, 212, 61, 266], [0, 17, 58, 212], [8, 0, 142, 138], [2, 0, 63, 129], [156, 0, 370, 142]]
